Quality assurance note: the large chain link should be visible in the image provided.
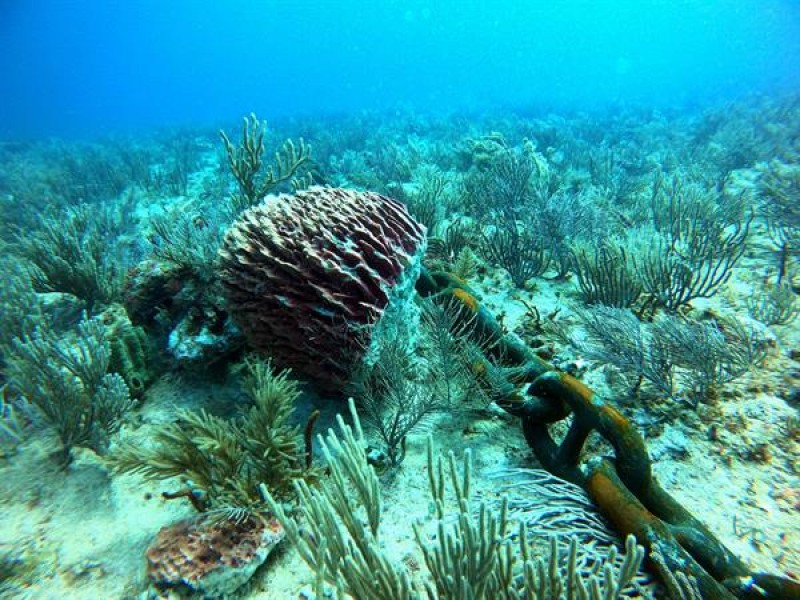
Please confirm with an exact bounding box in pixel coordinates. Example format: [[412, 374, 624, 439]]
[[416, 269, 800, 600]]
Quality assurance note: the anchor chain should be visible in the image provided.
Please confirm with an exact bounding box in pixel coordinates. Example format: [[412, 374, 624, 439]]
[[415, 269, 800, 600]]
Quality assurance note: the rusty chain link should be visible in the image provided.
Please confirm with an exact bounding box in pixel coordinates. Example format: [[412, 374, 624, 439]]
[[416, 269, 800, 600]]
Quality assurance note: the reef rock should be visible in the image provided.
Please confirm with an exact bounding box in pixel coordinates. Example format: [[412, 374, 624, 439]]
[[166, 306, 241, 364], [145, 513, 284, 597]]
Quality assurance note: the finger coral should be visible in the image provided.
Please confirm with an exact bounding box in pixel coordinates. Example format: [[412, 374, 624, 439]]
[[218, 186, 426, 390]]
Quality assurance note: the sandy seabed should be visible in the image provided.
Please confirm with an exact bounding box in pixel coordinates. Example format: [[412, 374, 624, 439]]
[[1, 256, 798, 600]]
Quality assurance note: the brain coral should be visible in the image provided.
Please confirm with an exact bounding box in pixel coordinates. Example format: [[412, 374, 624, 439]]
[[219, 186, 426, 389]]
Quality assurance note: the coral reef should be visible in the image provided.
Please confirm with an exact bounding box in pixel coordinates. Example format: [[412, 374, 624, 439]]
[[166, 307, 241, 365], [758, 160, 800, 284], [0, 547, 38, 597], [109, 357, 312, 515], [220, 113, 313, 212], [4, 314, 133, 465], [122, 259, 187, 327], [145, 513, 284, 597], [571, 241, 643, 308], [1, 92, 800, 598], [264, 400, 649, 600], [99, 304, 156, 397], [570, 307, 768, 405], [0, 384, 33, 458], [636, 173, 752, 314], [349, 297, 488, 467], [219, 186, 426, 390], [14, 204, 124, 313], [748, 281, 800, 325], [0, 254, 42, 364], [123, 258, 242, 367]]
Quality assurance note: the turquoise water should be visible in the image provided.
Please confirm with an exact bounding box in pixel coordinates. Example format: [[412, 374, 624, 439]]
[[2, 0, 800, 137], [1, 2, 800, 599]]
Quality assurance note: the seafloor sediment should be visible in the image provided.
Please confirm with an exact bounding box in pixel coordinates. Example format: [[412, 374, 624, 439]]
[[1, 97, 798, 599]]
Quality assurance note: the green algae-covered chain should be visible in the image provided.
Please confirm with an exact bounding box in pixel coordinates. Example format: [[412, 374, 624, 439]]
[[415, 268, 800, 600]]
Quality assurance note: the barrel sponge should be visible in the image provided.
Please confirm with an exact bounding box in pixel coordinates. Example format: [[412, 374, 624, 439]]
[[219, 186, 426, 389]]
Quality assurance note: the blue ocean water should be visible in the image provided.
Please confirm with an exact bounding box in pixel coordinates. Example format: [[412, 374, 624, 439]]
[[2, 0, 799, 138], [3, 2, 800, 598]]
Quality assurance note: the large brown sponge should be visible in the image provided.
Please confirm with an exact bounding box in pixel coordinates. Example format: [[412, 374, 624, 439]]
[[219, 187, 426, 390]]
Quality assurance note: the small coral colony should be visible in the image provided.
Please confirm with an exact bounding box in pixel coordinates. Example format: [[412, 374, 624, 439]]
[[1, 97, 799, 599]]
